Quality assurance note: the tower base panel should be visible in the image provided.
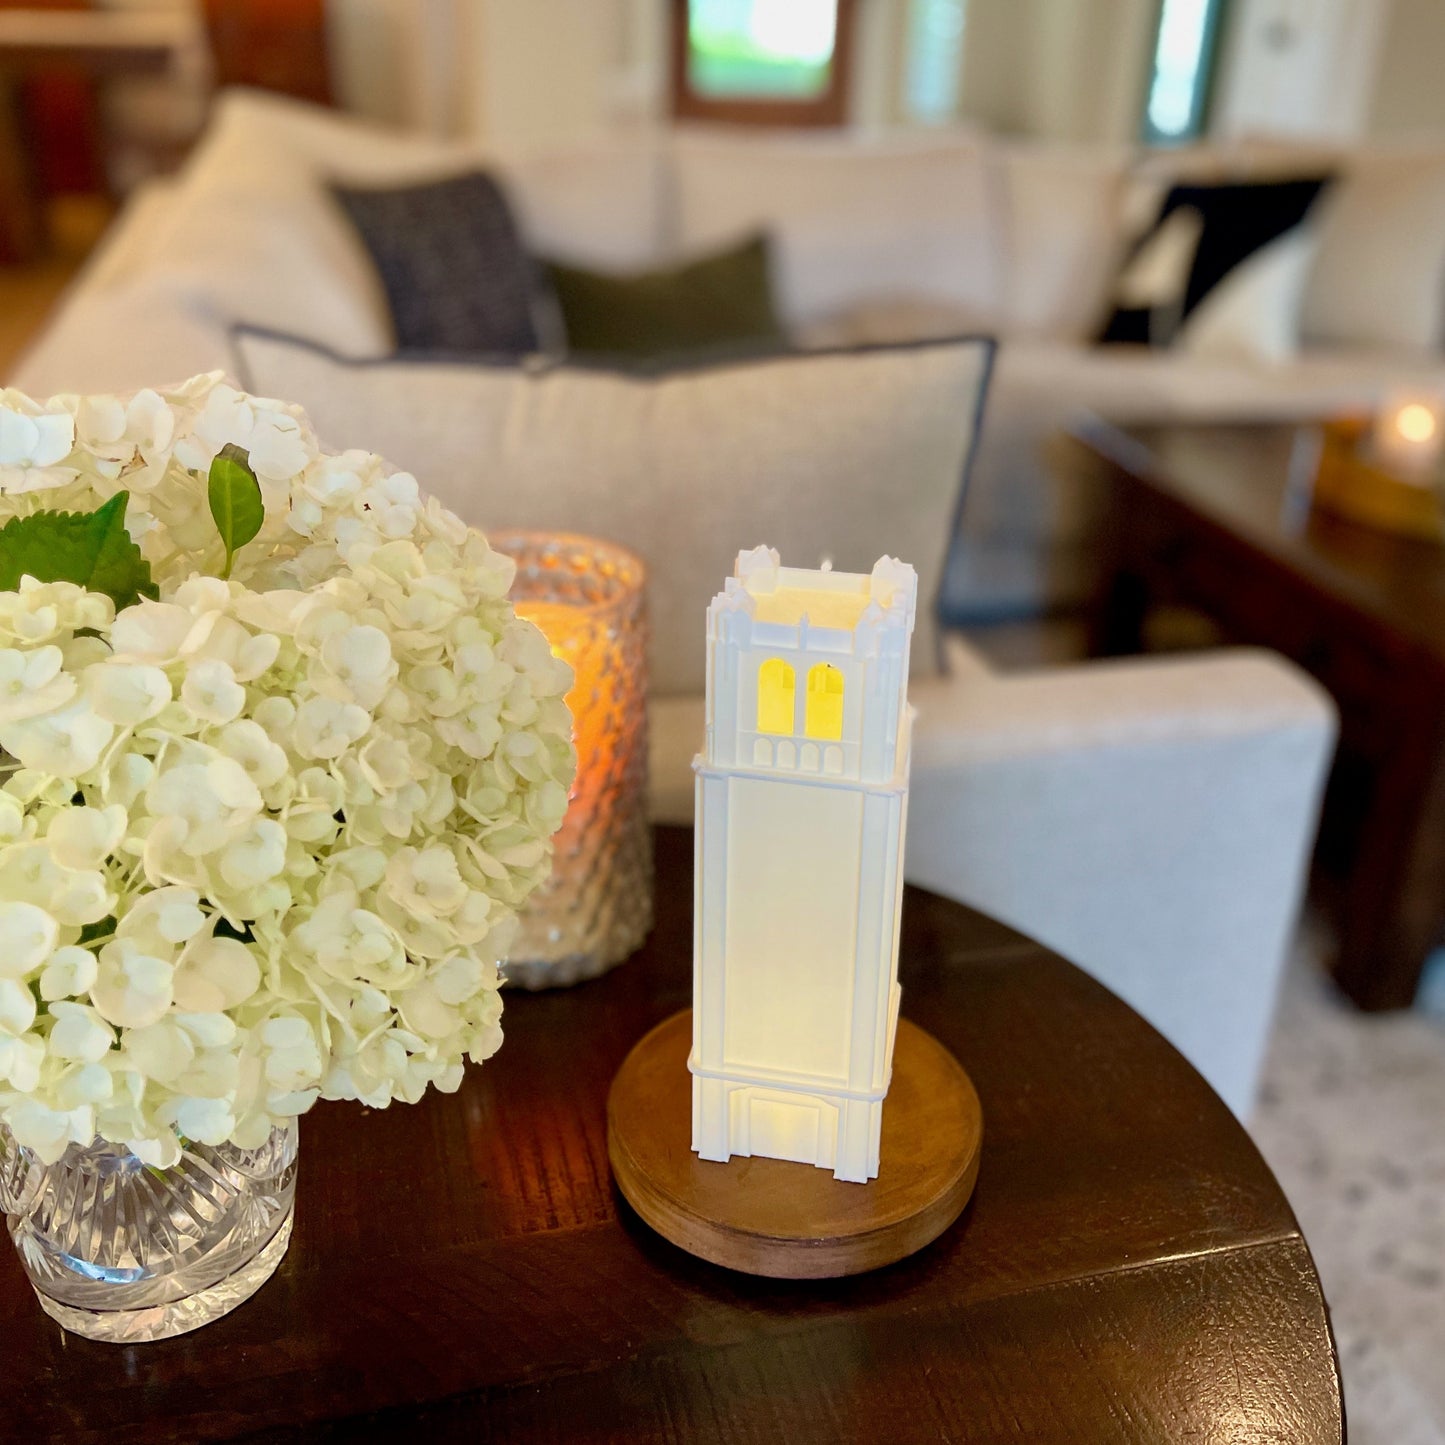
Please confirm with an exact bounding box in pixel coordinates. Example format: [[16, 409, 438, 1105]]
[[607, 1010, 982, 1279], [691, 1072, 884, 1182]]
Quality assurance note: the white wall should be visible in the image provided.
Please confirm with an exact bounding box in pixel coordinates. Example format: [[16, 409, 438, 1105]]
[[329, 0, 459, 133], [458, 0, 921, 143], [1368, 0, 1445, 138], [462, 0, 660, 146], [957, 0, 1158, 145], [1210, 0, 1388, 142], [335, 0, 1359, 149], [329, 0, 661, 144], [852, 0, 912, 130], [1030, 0, 1158, 145], [329, 0, 950, 144]]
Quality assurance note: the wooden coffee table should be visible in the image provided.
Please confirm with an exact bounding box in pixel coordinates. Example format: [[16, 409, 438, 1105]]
[[1064, 419, 1445, 1010], [0, 827, 1342, 1443]]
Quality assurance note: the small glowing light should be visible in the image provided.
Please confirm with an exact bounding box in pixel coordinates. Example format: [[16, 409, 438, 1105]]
[[1371, 396, 1445, 479], [1395, 403, 1438, 444]]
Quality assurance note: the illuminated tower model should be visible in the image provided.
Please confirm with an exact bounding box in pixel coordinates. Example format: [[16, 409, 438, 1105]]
[[689, 546, 917, 1183]]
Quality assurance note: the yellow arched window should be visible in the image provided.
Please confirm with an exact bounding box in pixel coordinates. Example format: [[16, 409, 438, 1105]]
[[757, 658, 796, 735], [805, 663, 844, 740]]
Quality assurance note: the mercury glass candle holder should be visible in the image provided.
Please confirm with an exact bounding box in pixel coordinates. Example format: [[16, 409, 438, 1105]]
[[491, 531, 653, 988]]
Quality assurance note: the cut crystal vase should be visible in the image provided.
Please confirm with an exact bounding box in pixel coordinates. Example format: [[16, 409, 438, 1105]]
[[0, 1121, 297, 1342]]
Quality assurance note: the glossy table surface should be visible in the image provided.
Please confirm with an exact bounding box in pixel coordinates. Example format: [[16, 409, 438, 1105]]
[[1082, 420, 1445, 661], [0, 827, 1343, 1443]]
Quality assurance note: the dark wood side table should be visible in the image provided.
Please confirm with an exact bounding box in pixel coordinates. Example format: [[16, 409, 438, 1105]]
[[1064, 419, 1445, 1010], [0, 827, 1343, 1443]]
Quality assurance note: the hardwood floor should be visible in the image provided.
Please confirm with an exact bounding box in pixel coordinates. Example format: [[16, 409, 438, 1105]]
[[0, 194, 110, 383]]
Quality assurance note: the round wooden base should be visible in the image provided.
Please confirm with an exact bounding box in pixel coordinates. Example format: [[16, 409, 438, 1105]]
[[607, 1010, 982, 1279]]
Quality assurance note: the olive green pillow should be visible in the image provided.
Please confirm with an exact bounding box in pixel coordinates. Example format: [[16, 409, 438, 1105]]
[[546, 234, 786, 358]]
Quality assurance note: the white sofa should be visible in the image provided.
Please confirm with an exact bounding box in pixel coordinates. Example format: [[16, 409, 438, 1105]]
[[8, 91, 1341, 1116], [19, 93, 1445, 616]]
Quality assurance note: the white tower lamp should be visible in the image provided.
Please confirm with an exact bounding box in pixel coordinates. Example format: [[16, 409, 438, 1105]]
[[689, 546, 917, 1183]]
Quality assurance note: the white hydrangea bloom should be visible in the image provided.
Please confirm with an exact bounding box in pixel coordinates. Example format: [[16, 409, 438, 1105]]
[[0, 375, 575, 1164], [0, 395, 77, 494]]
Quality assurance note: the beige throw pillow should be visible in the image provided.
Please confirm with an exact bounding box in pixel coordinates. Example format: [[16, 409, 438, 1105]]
[[1301, 149, 1445, 353], [233, 332, 994, 697]]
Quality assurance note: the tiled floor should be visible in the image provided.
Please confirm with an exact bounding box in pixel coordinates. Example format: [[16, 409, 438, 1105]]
[[1253, 930, 1445, 1444]]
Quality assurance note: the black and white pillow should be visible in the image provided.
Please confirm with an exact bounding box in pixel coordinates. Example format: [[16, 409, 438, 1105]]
[[333, 171, 544, 356], [1100, 178, 1332, 354]]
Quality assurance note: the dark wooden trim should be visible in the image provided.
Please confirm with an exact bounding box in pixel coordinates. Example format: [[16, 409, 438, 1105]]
[[670, 0, 855, 128], [0, 73, 41, 262]]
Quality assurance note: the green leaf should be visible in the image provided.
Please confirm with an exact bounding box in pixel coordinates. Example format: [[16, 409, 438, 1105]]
[[207, 444, 264, 580], [0, 491, 157, 611]]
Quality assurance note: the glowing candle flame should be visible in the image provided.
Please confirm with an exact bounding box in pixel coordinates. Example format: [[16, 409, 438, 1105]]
[[1395, 403, 1438, 445]]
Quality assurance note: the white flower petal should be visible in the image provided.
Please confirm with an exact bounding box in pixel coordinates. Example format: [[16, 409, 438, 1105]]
[[39, 945, 99, 1001], [0, 900, 59, 978], [47, 1002, 114, 1063], [92, 942, 174, 1029], [29, 412, 77, 467], [182, 659, 246, 724], [46, 804, 126, 870], [84, 661, 171, 724], [173, 1095, 237, 1145], [0, 698, 113, 776], [122, 1019, 194, 1083], [173, 934, 261, 1012], [0, 977, 38, 1035], [6, 1099, 83, 1164]]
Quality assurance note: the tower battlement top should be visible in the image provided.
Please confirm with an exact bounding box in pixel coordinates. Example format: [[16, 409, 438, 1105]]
[[714, 546, 917, 639]]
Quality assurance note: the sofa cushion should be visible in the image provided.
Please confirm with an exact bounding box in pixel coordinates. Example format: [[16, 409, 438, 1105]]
[[10, 273, 237, 397], [119, 94, 405, 358], [233, 329, 995, 696], [139, 90, 664, 361], [500, 140, 669, 273], [127, 166, 395, 360], [995, 143, 1129, 342], [335, 171, 542, 355], [195, 89, 669, 273], [792, 297, 991, 351], [1301, 147, 1445, 354], [546, 233, 784, 358], [672, 130, 1002, 330]]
